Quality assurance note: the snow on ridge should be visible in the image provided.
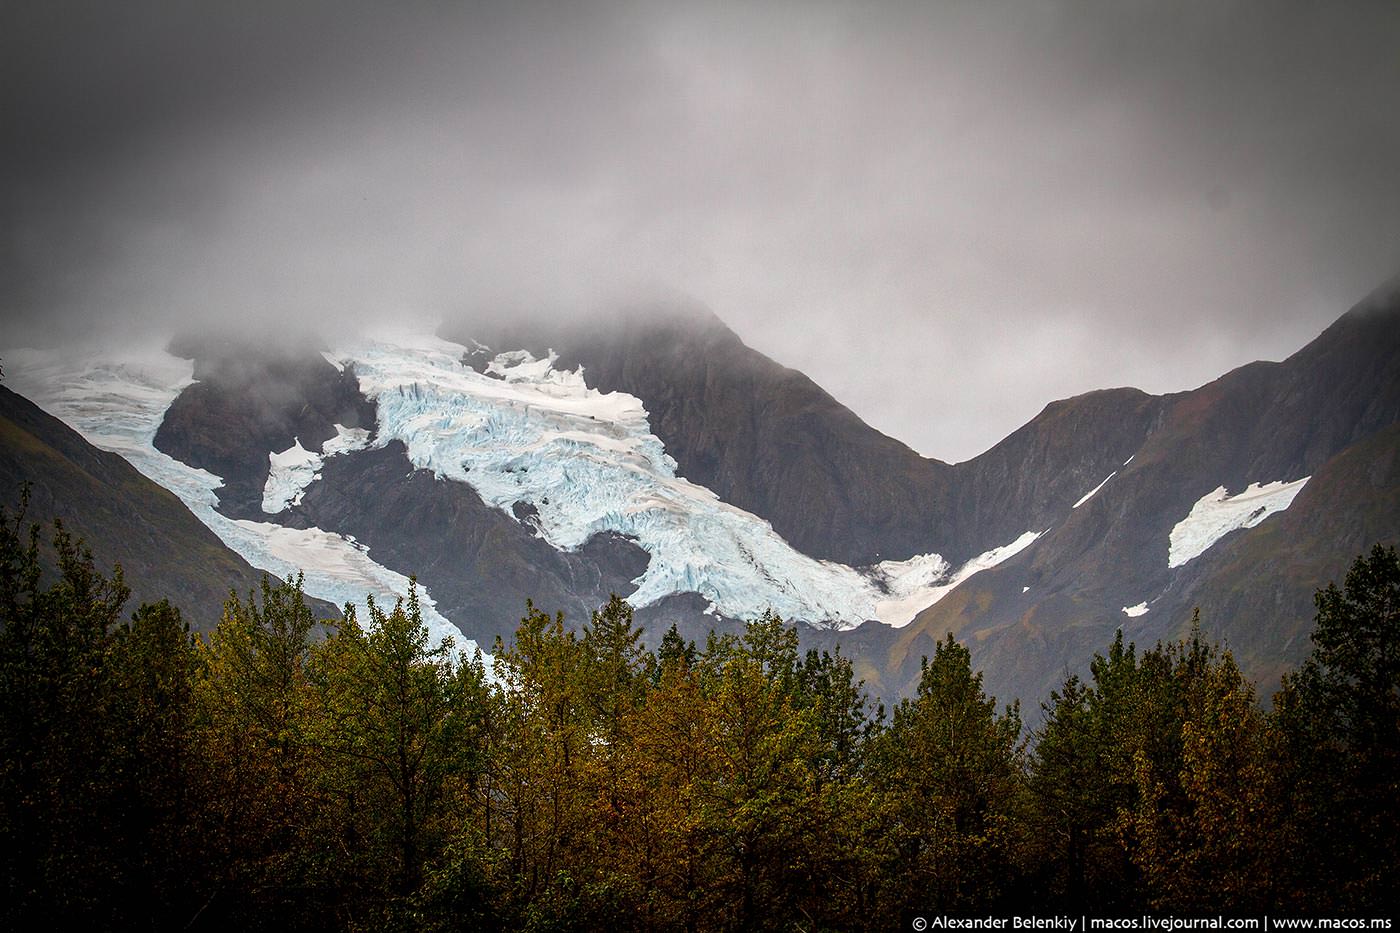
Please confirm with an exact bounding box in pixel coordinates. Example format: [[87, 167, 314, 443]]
[[1167, 478, 1311, 569], [875, 531, 1042, 629], [1072, 471, 1116, 509], [3, 345, 471, 656]]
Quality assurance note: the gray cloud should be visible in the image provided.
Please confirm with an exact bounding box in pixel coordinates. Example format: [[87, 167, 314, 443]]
[[3, 0, 1398, 461]]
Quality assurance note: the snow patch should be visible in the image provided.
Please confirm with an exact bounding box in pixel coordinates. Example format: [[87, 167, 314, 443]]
[[1167, 478, 1311, 568], [262, 425, 371, 514], [876, 531, 1042, 628], [324, 423, 371, 456], [1122, 602, 1149, 617], [1072, 471, 1116, 509], [4, 345, 471, 656], [263, 438, 320, 512]]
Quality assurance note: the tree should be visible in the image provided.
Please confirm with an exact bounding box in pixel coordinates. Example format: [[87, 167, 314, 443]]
[[653, 622, 697, 681], [189, 574, 327, 928], [1029, 675, 1114, 906], [0, 498, 130, 925], [310, 584, 493, 922], [1274, 544, 1400, 909], [1129, 650, 1284, 911], [870, 633, 1025, 913], [102, 599, 203, 928], [581, 593, 648, 742], [487, 601, 597, 928]]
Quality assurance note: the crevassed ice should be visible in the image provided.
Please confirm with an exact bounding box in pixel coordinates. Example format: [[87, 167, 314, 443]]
[[339, 335, 875, 623], [336, 335, 1044, 628], [1167, 478, 1310, 568], [3, 346, 470, 655]]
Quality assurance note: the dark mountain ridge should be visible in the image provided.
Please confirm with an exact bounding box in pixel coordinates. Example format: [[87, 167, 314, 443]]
[[897, 278, 1400, 708], [0, 386, 291, 631]]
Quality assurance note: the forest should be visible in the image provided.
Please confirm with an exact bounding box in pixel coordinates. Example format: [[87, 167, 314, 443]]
[[1, 493, 1397, 931]]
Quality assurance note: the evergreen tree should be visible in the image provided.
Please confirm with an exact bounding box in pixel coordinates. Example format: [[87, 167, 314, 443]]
[[189, 574, 328, 928], [309, 584, 493, 923], [0, 501, 130, 925], [870, 633, 1025, 914], [103, 599, 203, 928], [1029, 675, 1117, 907], [1129, 649, 1283, 910], [1274, 544, 1400, 909], [488, 601, 597, 929]]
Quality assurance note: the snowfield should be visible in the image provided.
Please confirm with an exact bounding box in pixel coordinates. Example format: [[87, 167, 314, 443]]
[[1167, 478, 1311, 568], [6, 334, 1045, 635]]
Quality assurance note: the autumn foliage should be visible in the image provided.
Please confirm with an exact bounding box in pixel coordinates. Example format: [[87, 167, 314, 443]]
[[2, 492, 1397, 929]]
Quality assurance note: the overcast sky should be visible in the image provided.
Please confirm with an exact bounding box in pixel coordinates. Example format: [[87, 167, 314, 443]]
[[4, 1, 1399, 462]]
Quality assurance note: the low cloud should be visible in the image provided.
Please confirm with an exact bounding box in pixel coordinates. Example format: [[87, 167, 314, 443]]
[[3, 0, 1398, 460]]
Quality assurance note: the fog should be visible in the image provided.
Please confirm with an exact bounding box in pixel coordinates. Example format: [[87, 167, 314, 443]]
[[4, 1, 1398, 461]]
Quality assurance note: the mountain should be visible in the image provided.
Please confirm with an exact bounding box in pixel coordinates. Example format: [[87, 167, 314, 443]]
[[893, 279, 1400, 706], [3, 278, 1397, 711], [0, 385, 275, 630]]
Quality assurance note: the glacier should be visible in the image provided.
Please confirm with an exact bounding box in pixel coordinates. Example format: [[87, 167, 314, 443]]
[[334, 333, 1042, 628], [5, 333, 1046, 636], [3, 346, 471, 656], [1167, 477, 1311, 568]]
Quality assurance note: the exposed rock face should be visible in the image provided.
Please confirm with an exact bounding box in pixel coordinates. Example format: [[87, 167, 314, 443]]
[[291, 441, 651, 648], [153, 339, 375, 518], [944, 386, 1167, 554], [0, 386, 281, 631], [454, 309, 1173, 569], [541, 309, 958, 567]]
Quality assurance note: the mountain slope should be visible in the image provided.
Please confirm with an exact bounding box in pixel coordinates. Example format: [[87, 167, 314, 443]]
[[536, 309, 960, 566], [456, 309, 1183, 572], [0, 385, 270, 630], [293, 440, 650, 647], [153, 339, 376, 518], [896, 278, 1400, 709]]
